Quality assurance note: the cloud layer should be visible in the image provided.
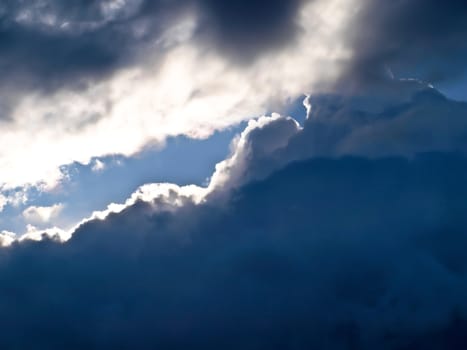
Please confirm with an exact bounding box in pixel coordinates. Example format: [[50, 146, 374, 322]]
[[1, 1, 467, 348], [1, 84, 467, 348], [2, 155, 467, 349]]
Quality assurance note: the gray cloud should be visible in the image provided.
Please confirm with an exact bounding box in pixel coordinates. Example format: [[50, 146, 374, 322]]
[[0, 0, 308, 95], [0, 0, 177, 93], [195, 0, 305, 63], [2, 0, 466, 117], [342, 0, 467, 86]]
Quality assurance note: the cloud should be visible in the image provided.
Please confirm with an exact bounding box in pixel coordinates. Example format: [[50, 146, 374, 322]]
[[22, 203, 64, 225], [1, 0, 466, 195], [207, 113, 301, 194], [0, 189, 29, 212], [1, 83, 467, 348], [0, 195, 6, 212], [1, 153, 467, 349], [91, 159, 106, 172], [0, 0, 307, 92], [341, 0, 467, 86], [0, 231, 15, 247], [0, 0, 354, 191], [18, 224, 70, 244], [1, 0, 467, 343], [272, 80, 467, 167], [201, 80, 467, 202], [195, 0, 305, 62], [83, 182, 206, 223]]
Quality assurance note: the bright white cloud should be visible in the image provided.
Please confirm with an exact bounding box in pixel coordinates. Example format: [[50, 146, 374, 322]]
[[86, 183, 207, 222], [18, 224, 70, 244], [23, 203, 64, 225], [0, 0, 356, 191], [208, 114, 301, 194], [0, 230, 15, 247]]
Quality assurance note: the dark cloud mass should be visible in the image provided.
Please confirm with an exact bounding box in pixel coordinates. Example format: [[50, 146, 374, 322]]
[[345, 0, 467, 85], [196, 0, 304, 62], [2, 86, 467, 349], [2, 154, 467, 349], [0, 0, 305, 93]]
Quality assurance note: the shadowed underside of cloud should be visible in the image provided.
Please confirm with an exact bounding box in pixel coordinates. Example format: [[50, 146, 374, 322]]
[[1, 85, 467, 349], [1, 153, 467, 349]]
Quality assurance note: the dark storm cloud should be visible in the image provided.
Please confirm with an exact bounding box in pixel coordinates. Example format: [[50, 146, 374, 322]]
[[1, 153, 467, 349], [196, 0, 304, 62], [344, 0, 467, 85]]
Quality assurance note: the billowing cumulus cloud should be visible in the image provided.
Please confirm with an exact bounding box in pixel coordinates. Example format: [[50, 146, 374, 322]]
[[207, 113, 301, 194], [1, 84, 467, 348], [206, 80, 467, 195]]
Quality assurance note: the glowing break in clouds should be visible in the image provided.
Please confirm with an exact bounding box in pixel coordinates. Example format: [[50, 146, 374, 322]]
[[0, 0, 355, 192], [0, 109, 298, 244]]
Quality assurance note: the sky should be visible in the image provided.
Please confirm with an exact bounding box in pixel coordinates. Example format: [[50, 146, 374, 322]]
[[0, 0, 467, 349]]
